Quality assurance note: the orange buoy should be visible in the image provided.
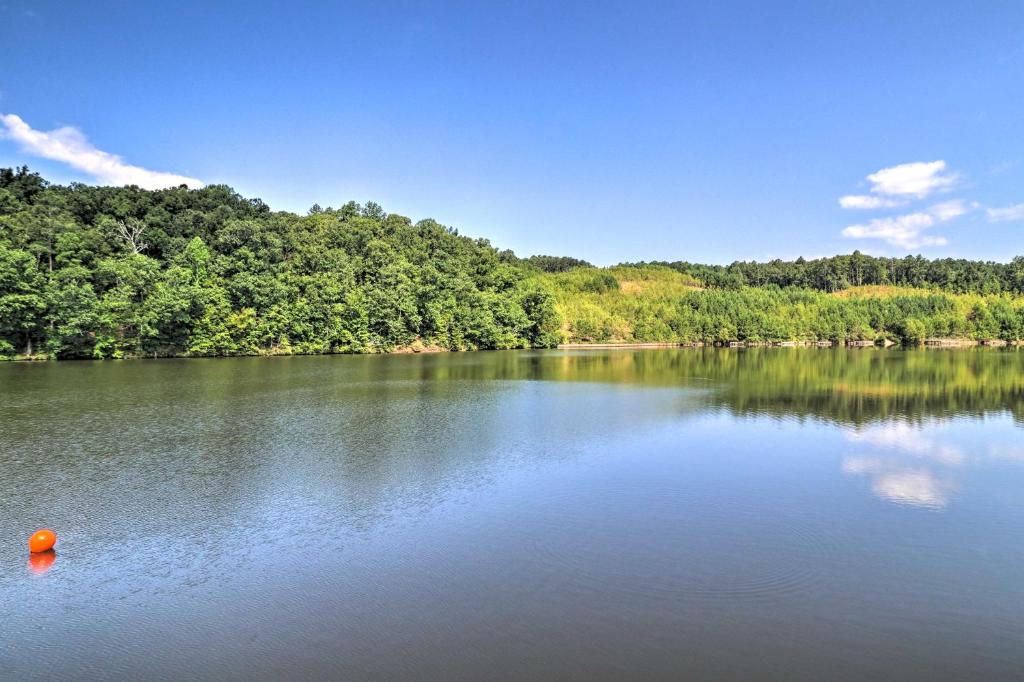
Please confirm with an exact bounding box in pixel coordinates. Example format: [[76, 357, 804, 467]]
[[28, 529, 57, 553]]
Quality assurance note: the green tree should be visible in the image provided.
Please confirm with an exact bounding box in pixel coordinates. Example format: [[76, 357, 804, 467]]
[[0, 244, 46, 356]]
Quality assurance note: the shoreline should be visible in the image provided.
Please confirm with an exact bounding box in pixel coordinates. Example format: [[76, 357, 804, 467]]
[[6, 338, 1019, 363]]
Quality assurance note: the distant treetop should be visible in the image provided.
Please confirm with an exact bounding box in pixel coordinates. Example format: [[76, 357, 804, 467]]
[[523, 254, 594, 273]]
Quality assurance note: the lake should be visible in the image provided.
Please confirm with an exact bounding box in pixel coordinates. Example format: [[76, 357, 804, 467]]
[[2, 349, 1023, 680]]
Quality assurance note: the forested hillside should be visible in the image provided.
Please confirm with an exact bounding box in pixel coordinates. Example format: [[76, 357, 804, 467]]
[[0, 167, 560, 359], [2, 167, 1023, 360]]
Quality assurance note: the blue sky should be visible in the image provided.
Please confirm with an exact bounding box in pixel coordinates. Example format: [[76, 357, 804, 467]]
[[1, 1, 1022, 264]]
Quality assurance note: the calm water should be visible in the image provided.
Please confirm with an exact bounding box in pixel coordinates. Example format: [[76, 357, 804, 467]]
[[2, 349, 1023, 680]]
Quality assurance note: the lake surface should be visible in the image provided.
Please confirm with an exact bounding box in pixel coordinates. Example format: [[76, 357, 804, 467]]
[[2, 349, 1023, 680]]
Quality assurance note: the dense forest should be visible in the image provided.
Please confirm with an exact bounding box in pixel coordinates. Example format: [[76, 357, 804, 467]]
[[2, 167, 1023, 360], [0, 167, 560, 359]]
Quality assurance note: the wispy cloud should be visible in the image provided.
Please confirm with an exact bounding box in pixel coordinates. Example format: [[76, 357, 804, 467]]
[[987, 160, 1016, 176], [986, 203, 1024, 223], [838, 195, 905, 210], [928, 199, 971, 222], [865, 160, 958, 198], [842, 212, 946, 249], [0, 113, 204, 190]]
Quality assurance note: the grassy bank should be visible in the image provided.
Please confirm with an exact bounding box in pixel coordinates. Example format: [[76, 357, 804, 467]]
[[541, 266, 1024, 346]]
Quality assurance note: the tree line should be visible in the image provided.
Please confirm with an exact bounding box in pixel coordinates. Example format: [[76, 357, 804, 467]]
[[628, 253, 1024, 294]]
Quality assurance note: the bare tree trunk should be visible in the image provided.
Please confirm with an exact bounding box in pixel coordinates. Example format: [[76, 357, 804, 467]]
[[117, 220, 148, 253], [25, 334, 32, 356]]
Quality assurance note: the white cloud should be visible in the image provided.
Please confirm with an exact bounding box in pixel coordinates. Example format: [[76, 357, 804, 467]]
[[842, 212, 946, 249], [0, 113, 204, 190], [840, 200, 972, 249], [866, 160, 958, 198], [928, 199, 970, 222], [838, 195, 905, 209], [986, 203, 1024, 223]]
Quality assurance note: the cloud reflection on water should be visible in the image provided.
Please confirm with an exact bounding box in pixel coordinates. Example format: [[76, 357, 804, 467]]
[[843, 422, 965, 509], [842, 456, 952, 509], [846, 422, 966, 465], [841, 420, 1024, 510]]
